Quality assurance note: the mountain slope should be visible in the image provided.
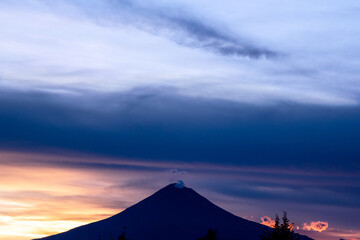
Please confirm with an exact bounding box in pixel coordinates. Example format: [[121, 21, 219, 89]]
[[36, 183, 313, 240]]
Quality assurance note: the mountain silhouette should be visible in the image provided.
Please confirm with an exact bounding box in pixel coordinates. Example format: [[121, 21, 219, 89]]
[[35, 183, 313, 240]]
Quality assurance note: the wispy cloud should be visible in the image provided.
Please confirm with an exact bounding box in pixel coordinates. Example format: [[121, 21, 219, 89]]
[[90, 0, 277, 59], [1, 1, 359, 105]]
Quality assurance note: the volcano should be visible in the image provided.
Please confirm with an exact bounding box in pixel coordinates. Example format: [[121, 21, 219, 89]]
[[36, 183, 313, 240]]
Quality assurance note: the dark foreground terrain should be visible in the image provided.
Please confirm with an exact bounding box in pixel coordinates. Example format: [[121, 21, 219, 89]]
[[36, 183, 313, 240]]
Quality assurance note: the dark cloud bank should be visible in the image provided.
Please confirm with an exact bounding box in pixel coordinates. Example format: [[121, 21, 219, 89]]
[[1, 87, 359, 172]]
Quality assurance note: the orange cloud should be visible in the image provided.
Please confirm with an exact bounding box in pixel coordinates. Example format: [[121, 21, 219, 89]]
[[260, 216, 275, 228], [303, 221, 329, 232], [260, 215, 297, 230]]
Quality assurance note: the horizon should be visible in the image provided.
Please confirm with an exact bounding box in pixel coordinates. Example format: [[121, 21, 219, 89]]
[[0, 1, 360, 240]]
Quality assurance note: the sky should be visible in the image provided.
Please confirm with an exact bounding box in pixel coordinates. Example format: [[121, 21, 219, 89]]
[[0, 0, 360, 240]]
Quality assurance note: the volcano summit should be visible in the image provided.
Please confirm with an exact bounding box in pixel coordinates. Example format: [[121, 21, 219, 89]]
[[36, 183, 312, 240]]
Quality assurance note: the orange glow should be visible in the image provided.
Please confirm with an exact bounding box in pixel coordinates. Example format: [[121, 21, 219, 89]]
[[260, 216, 275, 228], [0, 151, 162, 240], [260, 216, 295, 230], [303, 221, 329, 232]]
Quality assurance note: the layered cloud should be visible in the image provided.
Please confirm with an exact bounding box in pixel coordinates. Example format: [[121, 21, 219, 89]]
[[1, 87, 360, 172], [1, 0, 360, 105]]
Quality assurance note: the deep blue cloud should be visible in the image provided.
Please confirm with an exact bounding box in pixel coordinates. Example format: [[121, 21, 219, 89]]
[[1, 87, 359, 171]]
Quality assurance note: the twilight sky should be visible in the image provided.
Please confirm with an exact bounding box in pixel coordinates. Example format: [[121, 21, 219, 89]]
[[0, 1, 360, 240]]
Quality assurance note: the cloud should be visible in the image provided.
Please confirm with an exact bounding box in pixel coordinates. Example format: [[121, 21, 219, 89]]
[[44, 0, 275, 59], [260, 215, 293, 230], [303, 221, 329, 232], [260, 216, 275, 228], [95, 0, 277, 59], [145, 12, 277, 59], [1, 1, 359, 106], [1, 87, 360, 172]]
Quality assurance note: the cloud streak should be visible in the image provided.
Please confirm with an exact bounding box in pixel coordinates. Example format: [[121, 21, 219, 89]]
[[72, 0, 277, 59], [141, 10, 277, 59]]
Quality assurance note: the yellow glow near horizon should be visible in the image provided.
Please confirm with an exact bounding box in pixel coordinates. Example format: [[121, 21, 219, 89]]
[[0, 151, 157, 240]]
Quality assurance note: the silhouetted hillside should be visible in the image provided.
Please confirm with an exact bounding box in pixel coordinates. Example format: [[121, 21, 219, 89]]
[[35, 183, 313, 240]]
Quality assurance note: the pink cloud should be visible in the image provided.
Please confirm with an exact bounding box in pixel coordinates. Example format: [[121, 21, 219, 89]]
[[303, 221, 329, 232], [260, 216, 275, 228]]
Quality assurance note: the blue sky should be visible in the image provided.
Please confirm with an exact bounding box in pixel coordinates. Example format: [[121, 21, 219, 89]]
[[0, 1, 360, 240]]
